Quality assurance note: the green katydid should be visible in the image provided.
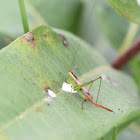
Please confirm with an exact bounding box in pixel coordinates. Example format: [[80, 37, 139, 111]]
[[61, 70, 113, 112], [59, 42, 113, 112], [56, 0, 113, 112]]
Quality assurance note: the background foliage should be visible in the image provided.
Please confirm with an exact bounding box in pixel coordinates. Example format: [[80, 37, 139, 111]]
[[0, 0, 140, 139]]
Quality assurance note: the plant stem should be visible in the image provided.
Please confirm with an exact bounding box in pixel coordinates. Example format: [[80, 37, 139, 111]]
[[111, 37, 140, 69], [18, 0, 29, 33]]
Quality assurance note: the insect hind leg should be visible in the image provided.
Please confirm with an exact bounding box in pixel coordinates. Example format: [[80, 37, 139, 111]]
[[73, 76, 102, 104], [95, 76, 102, 103], [87, 76, 102, 103]]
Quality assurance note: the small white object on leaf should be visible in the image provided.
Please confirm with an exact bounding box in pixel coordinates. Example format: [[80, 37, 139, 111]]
[[62, 82, 77, 93], [42, 89, 56, 102], [42, 97, 51, 102], [19, 115, 23, 119], [48, 89, 56, 97], [137, 0, 140, 6]]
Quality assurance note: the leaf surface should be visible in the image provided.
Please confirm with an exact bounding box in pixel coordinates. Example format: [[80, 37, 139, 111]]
[[107, 0, 140, 24], [0, 25, 140, 140]]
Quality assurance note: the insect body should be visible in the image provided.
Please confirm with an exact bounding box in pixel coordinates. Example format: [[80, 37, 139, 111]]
[[63, 70, 113, 112]]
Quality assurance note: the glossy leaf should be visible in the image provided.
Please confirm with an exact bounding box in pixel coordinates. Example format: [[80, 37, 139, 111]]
[[0, 25, 140, 140], [107, 0, 140, 24]]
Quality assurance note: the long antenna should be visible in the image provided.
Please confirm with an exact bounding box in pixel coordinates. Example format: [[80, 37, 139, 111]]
[[70, 0, 97, 71]]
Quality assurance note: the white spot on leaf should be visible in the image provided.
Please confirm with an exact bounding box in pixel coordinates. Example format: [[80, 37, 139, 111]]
[[42, 97, 51, 102], [62, 82, 77, 93], [19, 115, 23, 119], [42, 89, 56, 102], [48, 89, 56, 97]]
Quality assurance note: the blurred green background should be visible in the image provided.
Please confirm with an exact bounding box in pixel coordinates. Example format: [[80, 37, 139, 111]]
[[0, 0, 140, 139]]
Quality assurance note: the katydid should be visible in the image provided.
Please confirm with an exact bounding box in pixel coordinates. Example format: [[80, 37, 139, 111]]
[[61, 71, 113, 112], [57, 0, 113, 112]]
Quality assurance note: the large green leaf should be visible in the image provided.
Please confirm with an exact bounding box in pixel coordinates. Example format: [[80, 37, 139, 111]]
[[0, 25, 140, 140], [107, 0, 140, 24]]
